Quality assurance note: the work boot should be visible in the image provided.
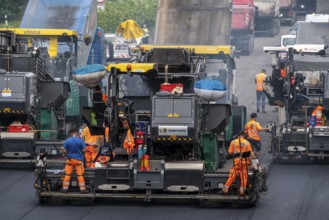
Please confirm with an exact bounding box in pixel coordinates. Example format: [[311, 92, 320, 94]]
[[257, 109, 260, 113], [61, 189, 68, 194], [80, 189, 89, 194]]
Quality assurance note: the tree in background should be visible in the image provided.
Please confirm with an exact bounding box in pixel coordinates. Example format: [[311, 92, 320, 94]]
[[0, 0, 28, 27], [98, 0, 157, 33]]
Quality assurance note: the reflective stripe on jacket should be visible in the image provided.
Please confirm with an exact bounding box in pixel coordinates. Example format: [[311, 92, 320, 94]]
[[228, 137, 252, 155]]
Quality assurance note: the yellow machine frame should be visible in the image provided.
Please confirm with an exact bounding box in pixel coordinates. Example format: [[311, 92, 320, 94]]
[[107, 63, 158, 74], [136, 45, 234, 57], [0, 28, 78, 58]]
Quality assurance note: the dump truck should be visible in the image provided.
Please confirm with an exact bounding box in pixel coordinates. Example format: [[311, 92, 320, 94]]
[[35, 45, 267, 206], [279, 0, 297, 26], [155, 0, 232, 45], [20, 0, 97, 67], [231, 0, 256, 55], [0, 28, 82, 167], [254, 0, 281, 36], [20, 0, 104, 124], [263, 22, 329, 162]]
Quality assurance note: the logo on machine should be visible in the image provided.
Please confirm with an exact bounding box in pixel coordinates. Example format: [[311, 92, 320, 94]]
[[158, 125, 188, 136], [23, 30, 41, 35]]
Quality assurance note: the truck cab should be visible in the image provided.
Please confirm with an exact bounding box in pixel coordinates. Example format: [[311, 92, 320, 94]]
[[281, 34, 296, 47]]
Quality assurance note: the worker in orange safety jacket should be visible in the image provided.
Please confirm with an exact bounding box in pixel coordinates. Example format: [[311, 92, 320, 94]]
[[95, 155, 111, 168], [279, 63, 287, 78], [255, 69, 268, 113], [223, 134, 254, 195], [61, 129, 86, 193], [244, 113, 269, 158], [81, 125, 103, 168], [122, 118, 135, 154], [307, 105, 326, 127]]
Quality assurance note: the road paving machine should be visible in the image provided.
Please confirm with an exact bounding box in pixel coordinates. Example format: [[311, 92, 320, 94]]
[[0, 28, 82, 167], [35, 45, 267, 206], [264, 44, 329, 162]]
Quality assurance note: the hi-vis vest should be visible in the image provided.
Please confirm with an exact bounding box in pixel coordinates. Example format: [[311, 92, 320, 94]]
[[228, 138, 252, 154], [81, 127, 101, 146], [244, 120, 261, 141], [255, 72, 267, 91]]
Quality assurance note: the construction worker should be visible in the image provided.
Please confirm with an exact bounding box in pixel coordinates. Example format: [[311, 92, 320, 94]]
[[93, 84, 108, 103], [279, 63, 287, 78], [95, 155, 111, 168], [244, 113, 269, 158], [255, 69, 268, 113], [81, 125, 102, 168], [223, 133, 254, 195], [307, 105, 326, 126], [122, 118, 135, 154], [61, 129, 86, 193]]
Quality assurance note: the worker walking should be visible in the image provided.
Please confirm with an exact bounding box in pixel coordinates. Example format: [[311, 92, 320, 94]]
[[255, 69, 268, 113], [61, 129, 86, 193], [244, 113, 269, 158], [223, 133, 254, 195], [81, 125, 102, 168]]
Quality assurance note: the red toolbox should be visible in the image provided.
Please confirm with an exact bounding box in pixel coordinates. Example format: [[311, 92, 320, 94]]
[[160, 83, 183, 92], [8, 125, 29, 132]]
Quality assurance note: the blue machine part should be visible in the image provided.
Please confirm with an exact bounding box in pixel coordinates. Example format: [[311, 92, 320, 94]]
[[194, 79, 226, 91]]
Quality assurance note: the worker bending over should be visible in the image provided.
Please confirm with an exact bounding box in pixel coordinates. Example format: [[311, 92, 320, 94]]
[[307, 105, 326, 126], [223, 133, 254, 195], [81, 125, 103, 168], [61, 129, 86, 193]]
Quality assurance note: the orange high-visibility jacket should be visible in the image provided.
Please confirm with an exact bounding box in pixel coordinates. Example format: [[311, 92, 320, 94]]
[[81, 127, 101, 146], [228, 137, 253, 155], [280, 69, 287, 78], [244, 119, 263, 141], [255, 72, 267, 91], [124, 129, 135, 154]]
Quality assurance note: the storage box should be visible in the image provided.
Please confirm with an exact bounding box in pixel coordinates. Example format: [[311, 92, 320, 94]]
[[8, 125, 29, 132], [160, 83, 183, 92]]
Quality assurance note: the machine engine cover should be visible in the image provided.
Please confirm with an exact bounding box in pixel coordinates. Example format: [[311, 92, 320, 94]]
[[0, 73, 37, 114]]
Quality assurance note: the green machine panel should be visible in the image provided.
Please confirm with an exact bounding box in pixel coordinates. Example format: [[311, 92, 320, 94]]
[[40, 108, 58, 140]]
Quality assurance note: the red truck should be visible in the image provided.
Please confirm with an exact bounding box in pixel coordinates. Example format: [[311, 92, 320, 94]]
[[279, 0, 297, 26], [231, 0, 256, 55]]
